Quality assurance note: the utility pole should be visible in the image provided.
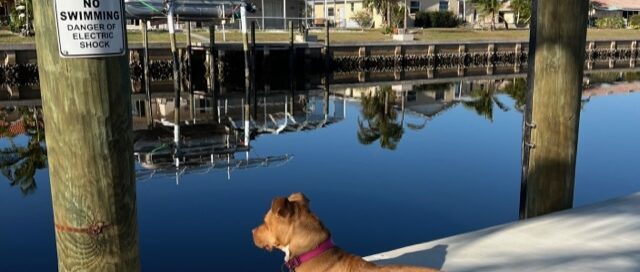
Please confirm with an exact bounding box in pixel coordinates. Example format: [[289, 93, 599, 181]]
[[520, 0, 589, 219], [32, 0, 139, 271]]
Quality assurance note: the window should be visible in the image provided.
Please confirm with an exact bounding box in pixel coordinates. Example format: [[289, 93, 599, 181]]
[[328, 7, 335, 17], [410, 1, 420, 14], [458, 0, 464, 16], [439, 1, 449, 11], [350, 3, 354, 12], [498, 11, 505, 23]]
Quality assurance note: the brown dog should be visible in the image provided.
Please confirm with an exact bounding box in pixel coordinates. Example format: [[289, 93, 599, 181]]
[[252, 193, 440, 272]]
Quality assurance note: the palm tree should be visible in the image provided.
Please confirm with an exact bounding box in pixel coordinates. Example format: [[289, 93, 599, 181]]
[[357, 87, 404, 150], [363, 0, 398, 27], [462, 82, 509, 122], [471, 0, 504, 30], [0, 138, 47, 195], [502, 78, 527, 111]]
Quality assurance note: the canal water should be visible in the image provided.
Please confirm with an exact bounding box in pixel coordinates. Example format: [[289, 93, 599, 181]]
[[1, 71, 639, 271]]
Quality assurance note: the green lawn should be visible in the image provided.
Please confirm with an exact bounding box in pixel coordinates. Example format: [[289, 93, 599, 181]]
[[2, 28, 640, 45]]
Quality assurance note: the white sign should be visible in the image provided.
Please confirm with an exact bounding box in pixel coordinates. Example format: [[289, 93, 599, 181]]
[[54, 0, 126, 58]]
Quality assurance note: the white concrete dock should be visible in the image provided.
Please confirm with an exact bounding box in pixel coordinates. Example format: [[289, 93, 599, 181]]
[[365, 193, 640, 272]]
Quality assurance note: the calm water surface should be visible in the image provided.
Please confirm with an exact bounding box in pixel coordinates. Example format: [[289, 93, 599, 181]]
[[1, 73, 639, 271]]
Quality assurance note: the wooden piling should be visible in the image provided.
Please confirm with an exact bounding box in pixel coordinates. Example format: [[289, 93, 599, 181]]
[[609, 41, 616, 69], [241, 6, 250, 146], [587, 42, 595, 70], [458, 45, 466, 76], [520, 0, 589, 219], [324, 22, 331, 74], [358, 46, 367, 82], [32, 0, 140, 270], [514, 43, 522, 73], [168, 4, 181, 145], [209, 24, 218, 122], [395, 45, 404, 80], [141, 20, 153, 127], [630, 41, 637, 68], [289, 20, 295, 113], [187, 22, 195, 121], [427, 45, 436, 78], [251, 21, 257, 119], [487, 43, 495, 75], [263, 47, 270, 93]]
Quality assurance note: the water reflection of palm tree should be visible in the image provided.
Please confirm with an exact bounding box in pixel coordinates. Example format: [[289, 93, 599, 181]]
[[0, 108, 46, 195], [502, 78, 527, 112], [357, 87, 404, 150], [462, 82, 509, 122]]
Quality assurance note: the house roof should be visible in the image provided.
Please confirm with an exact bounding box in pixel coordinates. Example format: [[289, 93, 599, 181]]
[[592, 0, 640, 11]]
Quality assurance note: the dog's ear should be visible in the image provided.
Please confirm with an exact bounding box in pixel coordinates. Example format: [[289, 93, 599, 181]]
[[288, 192, 310, 206], [271, 197, 293, 218]]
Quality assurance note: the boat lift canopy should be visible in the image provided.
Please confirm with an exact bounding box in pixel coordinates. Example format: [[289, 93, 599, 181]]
[[124, 0, 255, 21]]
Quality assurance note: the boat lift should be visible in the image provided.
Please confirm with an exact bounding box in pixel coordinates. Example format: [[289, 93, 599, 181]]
[[124, 0, 255, 21], [125, 0, 256, 157]]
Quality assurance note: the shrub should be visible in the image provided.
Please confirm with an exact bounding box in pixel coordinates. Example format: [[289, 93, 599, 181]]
[[414, 11, 460, 28], [630, 15, 640, 29], [351, 10, 373, 31], [414, 11, 431, 28], [595, 17, 625, 29]]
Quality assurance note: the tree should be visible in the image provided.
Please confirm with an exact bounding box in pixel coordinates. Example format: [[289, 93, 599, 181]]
[[510, 0, 531, 26], [363, 0, 399, 27], [471, 0, 504, 30], [357, 87, 404, 150], [352, 10, 373, 31], [462, 81, 509, 122], [0, 107, 46, 196]]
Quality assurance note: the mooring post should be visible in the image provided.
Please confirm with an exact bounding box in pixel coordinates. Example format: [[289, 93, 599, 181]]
[[358, 46, 367, 82], [289, 20, 295, 113], [241, 5, 251, 147], [514, 43, 522, 73], [141, 20, 153, 127], [631, 41, 638, 68], [186, 22, 196, 121], [394, 45, 403, 80], [587, 42, 596, 70], [520, 0, 589, 219], [209, 24, 219, 122], [32, 0, 140, 270], [427, 45, 436, 78], [251, 21, 258, 120], [487, 43, 495, 75], [168, 1, 181, 146], [458, 45, 466, 76], [324, 22, 331, 75], [609, 41, 616, 69], [263, 46, 270, 93]]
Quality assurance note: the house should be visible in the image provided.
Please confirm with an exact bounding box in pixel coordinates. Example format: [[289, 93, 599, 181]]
[[312, 0, 385, 28], [312, 0, 520, 29], [591, 0, 640, 21], [124, 0, 306, 30]]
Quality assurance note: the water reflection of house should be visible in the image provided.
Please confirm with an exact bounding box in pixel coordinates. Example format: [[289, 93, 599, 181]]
[[583, 81, 639, 99], [393, 84, 458, 118], [335, 83, 462, 118]]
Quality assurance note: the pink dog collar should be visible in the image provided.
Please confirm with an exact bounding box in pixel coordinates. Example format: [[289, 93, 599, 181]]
[[284, 238, 335, 271]]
